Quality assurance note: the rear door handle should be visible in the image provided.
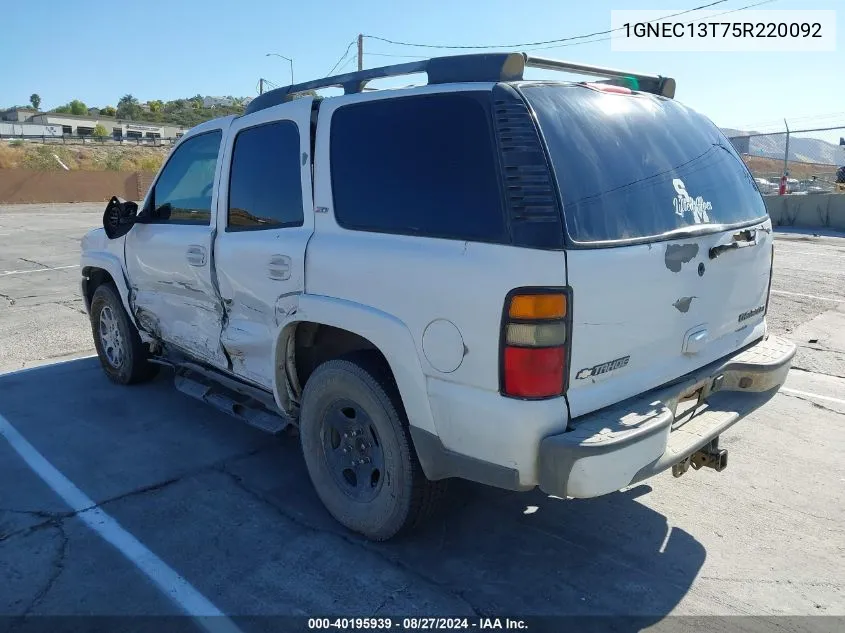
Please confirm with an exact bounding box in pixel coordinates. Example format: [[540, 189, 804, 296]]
[[268, 254, 291, 280], [186, 245, 207, 267], [709, 229, 758, 259]]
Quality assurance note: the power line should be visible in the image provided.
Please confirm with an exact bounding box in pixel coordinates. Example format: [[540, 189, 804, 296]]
[[524, 0, 778, 51], [338, 56, 357, 73], [326, 40, 357, 76], [362, 0, 730, 50], [365, 52, 429, 59]]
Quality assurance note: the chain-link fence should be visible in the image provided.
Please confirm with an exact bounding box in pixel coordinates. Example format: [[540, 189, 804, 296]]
[[2, 134, 177, 147], [727, 126, 845, 195]]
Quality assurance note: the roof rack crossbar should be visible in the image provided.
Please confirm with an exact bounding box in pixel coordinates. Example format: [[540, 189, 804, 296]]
[[245, 52, 675, 115]]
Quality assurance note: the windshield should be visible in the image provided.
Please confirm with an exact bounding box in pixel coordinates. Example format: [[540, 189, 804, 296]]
[[522, 84, 768, 243]]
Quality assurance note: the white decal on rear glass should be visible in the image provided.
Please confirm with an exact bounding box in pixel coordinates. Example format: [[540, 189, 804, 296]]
[[672, 178, 713, 224]]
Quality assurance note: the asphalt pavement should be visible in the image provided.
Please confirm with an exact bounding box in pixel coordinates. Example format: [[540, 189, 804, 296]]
[[1, 203, 843, 631]]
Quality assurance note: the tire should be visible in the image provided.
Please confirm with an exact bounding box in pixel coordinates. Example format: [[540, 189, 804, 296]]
[[299, 355, 447, 541], [89, 283, 158, 385]]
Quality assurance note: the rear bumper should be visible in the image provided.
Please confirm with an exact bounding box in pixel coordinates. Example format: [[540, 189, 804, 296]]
[[537, 335, 796, 498]]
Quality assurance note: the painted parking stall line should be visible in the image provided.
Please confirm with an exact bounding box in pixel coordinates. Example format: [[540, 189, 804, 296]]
[[0, 412, 243, 633], [781, 388, 845, 407], [1, 264, 79, 277], [770, 289, 844, 303]]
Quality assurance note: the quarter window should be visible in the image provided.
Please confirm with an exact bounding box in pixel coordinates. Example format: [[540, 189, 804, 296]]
[[330, 92, 506, 243]]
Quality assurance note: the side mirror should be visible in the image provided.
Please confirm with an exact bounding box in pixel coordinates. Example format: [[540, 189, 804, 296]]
[[103, 196, 138, 239]]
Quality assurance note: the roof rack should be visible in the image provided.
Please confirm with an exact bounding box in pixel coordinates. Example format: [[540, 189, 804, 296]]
[[245, 52, 675, 115]]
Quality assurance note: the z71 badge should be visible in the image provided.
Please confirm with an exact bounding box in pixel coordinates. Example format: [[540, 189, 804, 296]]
[[576, 355, 630, 380]]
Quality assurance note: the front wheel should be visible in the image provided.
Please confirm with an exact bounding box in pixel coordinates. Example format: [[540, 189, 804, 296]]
[[89, 283, 158, 385], [299, 356, 446, 541]]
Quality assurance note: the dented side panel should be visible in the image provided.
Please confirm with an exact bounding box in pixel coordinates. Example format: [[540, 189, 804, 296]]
[[213, 97, 315, 391], [126, 224, 229, 368], [123, 120, 232, 370]]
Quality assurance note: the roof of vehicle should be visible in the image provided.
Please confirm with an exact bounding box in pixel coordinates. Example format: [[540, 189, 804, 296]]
[[245, 52, 675, 116], [177, 115, 237, 143]]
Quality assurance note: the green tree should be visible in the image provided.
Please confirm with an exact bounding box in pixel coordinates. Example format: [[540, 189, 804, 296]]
[[53, 104, 72, 114], [148, 100, 163, 113], [101, 105, 116, 117], [117, 94, 140, 120], [93, 124, 109, 138], [29, 93, 41, 110], [69, 99, 87, 115]]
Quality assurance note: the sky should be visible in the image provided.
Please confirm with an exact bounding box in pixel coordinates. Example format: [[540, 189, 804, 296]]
[[2, 0, 843, 145]]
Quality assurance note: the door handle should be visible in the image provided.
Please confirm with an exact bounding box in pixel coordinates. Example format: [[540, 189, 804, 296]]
[[709, 229, 758, 260], [268, 254, 291, 280], [186, 245, 207, 267]]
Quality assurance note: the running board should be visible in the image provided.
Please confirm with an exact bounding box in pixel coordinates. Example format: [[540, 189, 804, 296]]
[[173, 366, 293, 435]]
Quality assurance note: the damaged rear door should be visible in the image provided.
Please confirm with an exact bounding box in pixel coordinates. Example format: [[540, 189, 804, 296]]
[[125, 124, 230, 368], [212, 97, 314, 390], [522, 84, 772, 418]]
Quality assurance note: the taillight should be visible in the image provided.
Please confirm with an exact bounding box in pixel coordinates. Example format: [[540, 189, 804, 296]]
[[501, 288, 571, 399]]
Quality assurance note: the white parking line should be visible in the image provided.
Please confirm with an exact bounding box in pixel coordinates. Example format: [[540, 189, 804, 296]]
[[0, 264, 79, 276], [779, 250, 845, 258], [781, 388, 845, 407], [0, 412, 243, 633], [0, 212, 100, 217], [770, 289, 844, 303]]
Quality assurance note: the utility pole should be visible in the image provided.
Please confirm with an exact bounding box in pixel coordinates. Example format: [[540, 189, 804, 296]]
[[357, 34, 363, 71], [259, 78, 264, 95]]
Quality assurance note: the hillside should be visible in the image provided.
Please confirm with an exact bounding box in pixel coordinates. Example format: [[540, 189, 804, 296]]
[[742, 155, 838, 180], [0, 142, 168, 172], [721, 128, 843, 166]]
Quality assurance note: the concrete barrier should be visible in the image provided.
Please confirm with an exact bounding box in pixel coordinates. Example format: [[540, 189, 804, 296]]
[[0, 169, 156, 204], [764, 194, 845, 231]]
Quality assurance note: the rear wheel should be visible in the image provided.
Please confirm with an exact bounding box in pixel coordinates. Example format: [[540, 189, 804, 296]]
[[89, 283, 158, 385], [299, 355, 446, 541]]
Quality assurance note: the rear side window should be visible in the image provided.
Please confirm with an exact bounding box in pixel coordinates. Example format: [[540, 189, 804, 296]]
[[330, 92, 507, 243], [523, 85, 768, 243], [227, 120, 303, 231]]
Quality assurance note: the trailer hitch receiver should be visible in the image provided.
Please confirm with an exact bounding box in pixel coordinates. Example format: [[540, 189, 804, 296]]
[[672, 438, 728, 478]]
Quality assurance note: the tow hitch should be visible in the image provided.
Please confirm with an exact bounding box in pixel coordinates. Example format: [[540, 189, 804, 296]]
[[672, 438, 728, 478]]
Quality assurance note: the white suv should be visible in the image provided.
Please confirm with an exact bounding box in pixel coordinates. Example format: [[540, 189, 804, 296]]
[[80, 53, 795, 540]]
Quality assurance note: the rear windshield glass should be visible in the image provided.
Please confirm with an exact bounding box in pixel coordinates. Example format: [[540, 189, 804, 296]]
[[523, 85, 767, 243]]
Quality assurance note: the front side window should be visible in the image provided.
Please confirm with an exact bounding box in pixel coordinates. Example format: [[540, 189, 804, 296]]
[[227, 120, 304, 231], [151, 130, 222, 225], [330, 92, 506, 243]]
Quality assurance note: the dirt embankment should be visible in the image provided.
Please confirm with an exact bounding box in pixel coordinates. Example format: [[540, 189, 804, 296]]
[[0, 142, 169, 172], [742, 155, 839, 180], [0, 141, 167, 203]]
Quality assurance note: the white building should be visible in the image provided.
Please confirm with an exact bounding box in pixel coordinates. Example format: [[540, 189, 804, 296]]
[[203, 96, 234, 108]]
